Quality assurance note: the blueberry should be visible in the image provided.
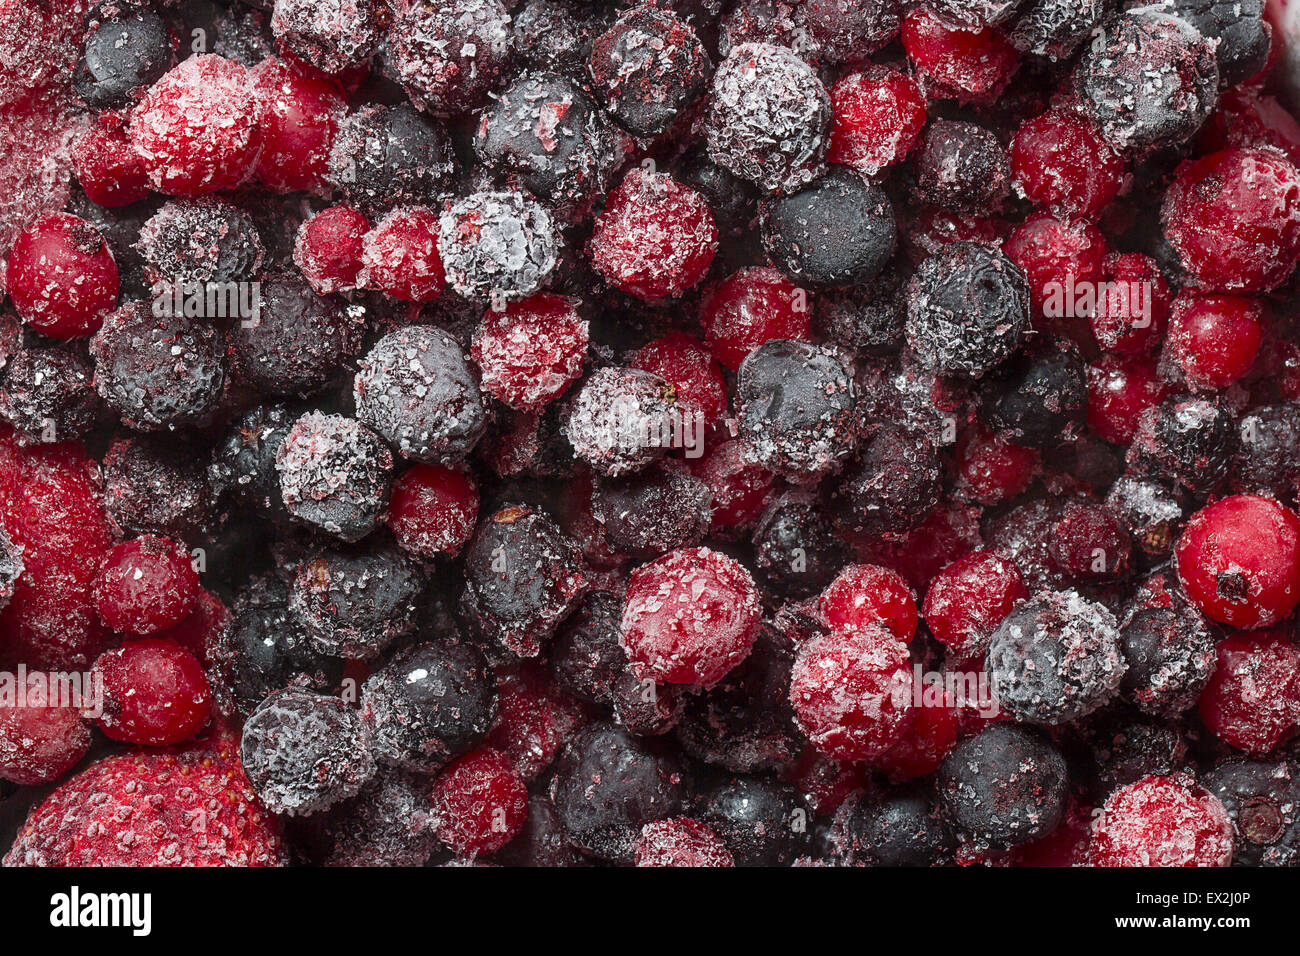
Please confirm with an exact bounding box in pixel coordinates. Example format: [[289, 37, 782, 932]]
[[1120, 606, 1217, 718], [327, 104, 456, 215], [74, 6, 172, 109], [978, 338, 1088, 449], [1203, 757, 1300, 867], [830, 786, 955, 866], [699, 776, 812, 866]]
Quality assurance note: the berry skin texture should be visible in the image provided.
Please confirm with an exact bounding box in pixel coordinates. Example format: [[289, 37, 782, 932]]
[[589, 168, 717, 301], [358, 206, 446, 303], [271, 0, 380, 74], [1010, 108, 1123, 219], [128, 54, 264, 196], [630, 332, 728, 426], [828, 69, 927, 176], [471, 293, 589, 411], [0, 671, 91, 785], [1086, 354, 1169, 446], [789, 623, 913, 762], [633, 818, 735, 867], [1199, 630, 1300, 754], [5, 736, 284, 866], [431, 749, 529, 857], [388, 0, 514, 115], [1176, 495, 1300, 630], [1203, 757, 1300, 867], [241, 687, 376, 817], [276, 412, 394, 543], [820, 564, 918, 643], [564, 366, 676, 477], [901, 7, 1019, 102], [620, 546, 762, 686], [385, 464, 478, 558], [93, 536, 199, 637], [437, 189, 558, 303], [250, 57, 346, 195], [71, 114, 150, 208], [90, 639, 211, 746], [294, 205, 369, 295], [1162, 147, 1300, 294], [1089, 774, 1234, 867], [6, 213, 119, 340], [922, 549, 1027, 658], [701, 267, 811, 373], [1163, 293, 1265, 391]]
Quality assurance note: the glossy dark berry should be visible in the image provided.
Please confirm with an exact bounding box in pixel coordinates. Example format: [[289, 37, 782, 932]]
[[1233, 404, 1300, 506], [90, 301, 225, 430], [736, 339, 857, 484], [978, 338, 1087, 449], [459, 505, 587, 659], [361, 640, 497, 773], [354, 326, 488, 465], [1120, 606, 1217, 719], [830, 786, 955, 866], [74, 5, 172, 109], [905, 241, 1030, 379], [1169, 0, 1270, 87], [760, 168, 896, 288], [987, 589, 1126, 726], [937, 723, 1068, 850], [549, 722, 689, 864], [1073, 9, 1219, 151], [241, 687, 375, 816], [911, 120, 1010, 213], [1203, 757, 1300, 867], [699, 776, 811, 866], [588, 5, 709, 138]]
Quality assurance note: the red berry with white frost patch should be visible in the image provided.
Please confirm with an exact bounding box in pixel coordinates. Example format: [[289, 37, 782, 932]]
[[1010, 108, 1123, 219], [901, 7, 1019, 102], [1163, 292, 1266, 391], [789, 623, 913, 762], [1199, 630, 1300, 754], [620, 546, 761, 686], [827, 69, 927, 176], [294, 205, 369, 295], [359, 206, 445, 303], [385, 464, 478, 558], [431, 748, 528, 856], [922, 549, 1027, 658], [0, 671, 91, 786], [819, 563, 918, 643], [630, 332, 728, 426], [689, 440, 775, 532], [471, 293, 589, 411], [701, 266, 811, 372], [91, 639, 211, 746], [251, 57, 346, 195], [5, 212, 119, 340], [71, 113, 149, 208], [128, 54, 263, 196], [93, 535, 199, 636], [633, 818, 735, 867], [1161, 146, 1300, 293], [1176, 495, 1300, 630], [1086, 353, 1170, 446], [589, 168, 718, 301], [1089, 774, 1234, 867]]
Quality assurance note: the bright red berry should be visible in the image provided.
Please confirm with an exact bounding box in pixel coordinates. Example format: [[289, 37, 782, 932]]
[[689, 440, 774, 532], [250, 56, 346, 195], [359, 206, 445, 302], [1010, 108, 1123, 218], [633, 818, 734, 867], [431, 748, 528, 856], [91, 638, 212, 746], [630, 331, 728, 426], [1199, 630, 1300, 754], [901, 8, 1019, 102], [954, 426, 1039, 506], [0, 671, 91, 785], [1086, 353, 1170, 446], [1163, 292, 1266, 391], [922, 549, 1027, 658], [93, 535, 199, 636], [819, 563, 918, 643], [827, 68, 927, 175], [71, 113, 150, 208], [5, 212, 119, 340], [386, 464, 479, 558], [700, 266, 811, 372], [1089, 252, 1170, 356], [1089, 774, 1234, 867], [294, 204, 369, 295]]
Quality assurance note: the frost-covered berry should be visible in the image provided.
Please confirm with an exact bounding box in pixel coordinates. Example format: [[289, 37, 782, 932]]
[[911, 119, 1010, 214], [789, 624, 913, 762], [354, 326, 487, 465], [736, 339, 857, 483], [358, 206, 446, 303], [620, 546, 761, 686], [987, 589, 1126, 726], [588, 5, 710, 138], [388, 0, 513, 115], [1089, 774, 1233, 867], [327, 104, 455, 215], [591, 463, 712, 560], [1010, 108, 1123, 219], [827, 68, 926, 177], [1126, 396, 1236, 496], [271, 0, 381, 74], [361, 640, 497, 773], [1199, 630, 1300, 753], [276, 411, 394, 542], [937, 723, 1068, 850], [589, 168, 717, 301], [90, 639, 211, 746], [564, 366, 675, 477], [634, 818, 735, 867], [705, 42, 832, 194], [437, 190, 558, 303], [0, 347, 99, 445], [1120, 606, 1217, 719], [905, 241, 1029, 379], [1203, 757, 1300, 867], [431, 748, 527, 855], [0, 669, 90, 786], [700, 775, 812, 866], [922, 550, 1026, 658], [94, 535, 199, 637], [71, 113, 150, 208], [760, 168, 896, 287], [1168, 0, 1271, 87], [471, 294, 588, 412], [6, 212, 119, 340], [385, 464, 478, 558], [831, 786, 955, 866], [250, 56, 347, 194], [828, 423, 943, 537], [701, 267, 810, 372], [318, 769, 440, 867], [128, 55, 263, 196], [1008, 0, 1107, 60], [1073, 9, 1219, 151], [241, 687, 376, 816], [294, 205, 369, 295], [901, 7, 1019, 102], [978, 338, 1087, 449], [137, 198, 265, 288]]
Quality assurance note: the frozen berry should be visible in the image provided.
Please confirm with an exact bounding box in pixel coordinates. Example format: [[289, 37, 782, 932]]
[[630, 332, 727, 426], [250, 56, 346, 194], [355, 326, 488, 465], [1086, 353, 1169, 446], [829, 423, 943, 537], [71, 113, 150, 208], [923, 549, 1027, 658], [1008, 0, 1107, 59], [760, 167, 897, 287], [1089, 773, 1233, 867], [978, 339, 1087, 449], [0, 347, 99, 445], [137, 197, 265, 287], [276, 411, 394, 542], [1203, 757, 1300, 867], [633, 818, 733, 867], [1233, 404, 1300, 505], [430, 748, 527, 856], [700, 267, 810, 372], [327, 104, 455, 215], [621, 546, 761, 686], [827, 68, 926, 177], [912, 119, 1010, 213], [1126, 396, 1237, 496], [472, 294, 588, 412], [1121, 605, 1217, 719], [271, 0, 380, 73], [1169, 0, 1270, 87], [820, 563, 918, 643], [210, 403, 297, 521], [128, 54, 263, 196], [74, 4, 171, 109], [388, 0, 513, 115], [91, 639, 211, 746], [358, 206, 446, 303], [699, 775, 811, 866], [1009, 108, 1123, 219], [6, 212, 119, 340], [1163, 292, 1265, 391], [831, 786, 955, 866], [1200, 630, 1300, 753], [438, 189, 558, 303], [386, 464, 478, 558], [0, 671, 91, 786], [318, 768, 439, 867], [94, 535, 199, 637], [705, 42, 831, 194], [736, 339, 858, 483], [294, 205, 369, 295], [752, 491, 846, 597], [591, 463, 711, 560], [1089, 253, 1171, 356], [564, 366, 675, 477], [987, 589, 1126, 726], [241, 687, 376, 816], [901, 7, 1019, 102], [103, 435, 214, 539]]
